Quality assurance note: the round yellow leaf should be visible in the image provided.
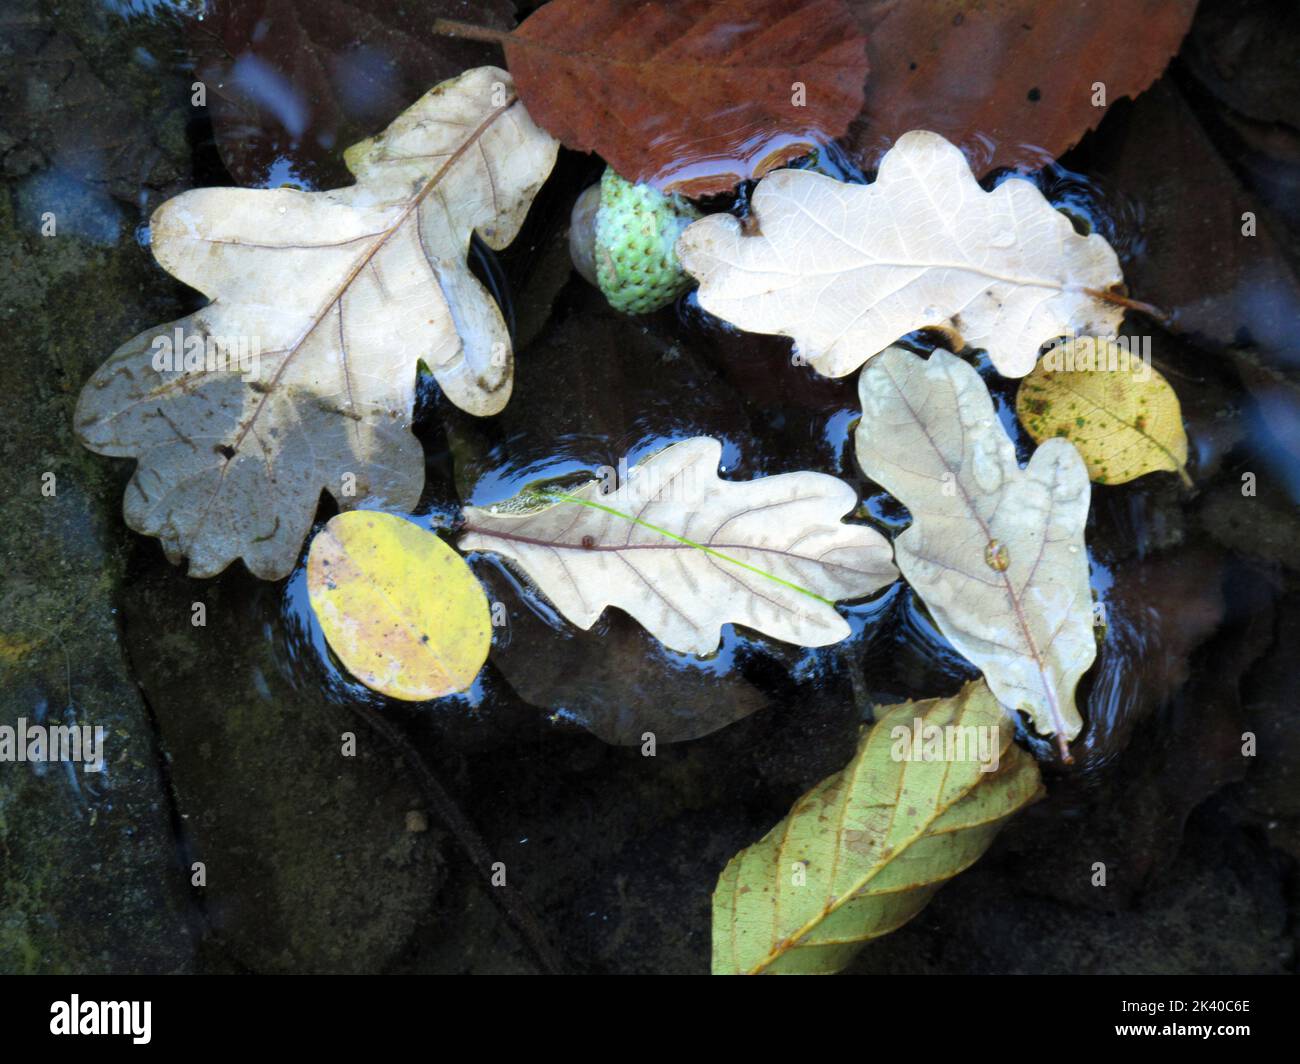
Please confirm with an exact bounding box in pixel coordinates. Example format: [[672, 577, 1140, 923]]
[[306, 511, 491, 700], [1016, 337, 1190, 486]]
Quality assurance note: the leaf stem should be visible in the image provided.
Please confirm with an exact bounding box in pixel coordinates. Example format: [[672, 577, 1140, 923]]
[[1084, 287, 1172, 327], [431, 18, 512, 46]]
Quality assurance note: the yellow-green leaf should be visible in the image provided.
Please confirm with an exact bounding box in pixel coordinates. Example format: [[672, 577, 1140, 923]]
[[306, 511, 491, 700], [712, 680, 1043, 975], [1016, 337, 1190, 486]]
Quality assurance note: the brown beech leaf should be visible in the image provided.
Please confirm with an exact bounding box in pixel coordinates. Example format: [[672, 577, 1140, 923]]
[[846, 0, 1198, 176], [188, 0, 515, 187], [501, 0, 869, 195], [713, 679, 1043, 974]]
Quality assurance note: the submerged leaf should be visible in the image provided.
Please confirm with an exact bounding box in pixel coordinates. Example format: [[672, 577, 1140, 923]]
[[676, 130, 1125, 379], [854, 347, 1095, 754], [306, 511, 491, 699], [459, 437, 897, 655], [503, 0, 868, 195], [1099, 81, 1300, 364], [75, 67, 559, 579], [712, 680, 1043, 975], [1016, 338, 1191, 486], [188, 0, 516, 188]]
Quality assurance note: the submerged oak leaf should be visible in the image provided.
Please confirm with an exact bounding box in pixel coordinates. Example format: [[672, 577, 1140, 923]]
[[459, 437, 897, 655], [75, 67, 559, 580], [677, 130, 1125, 379], [854, 347, 1095, 756]]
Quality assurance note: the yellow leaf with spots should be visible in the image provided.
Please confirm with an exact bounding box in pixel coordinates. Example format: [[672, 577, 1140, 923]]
[[307, 511, 490, 699], [1016, 338, 1191, 486]]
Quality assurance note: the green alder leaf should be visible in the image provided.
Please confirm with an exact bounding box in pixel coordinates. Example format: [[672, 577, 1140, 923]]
[[712, 680, 1043, 975]]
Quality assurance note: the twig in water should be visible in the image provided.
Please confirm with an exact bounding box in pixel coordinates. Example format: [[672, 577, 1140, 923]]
[[431, 18, 512, 46], [348, 701, 567, 975]]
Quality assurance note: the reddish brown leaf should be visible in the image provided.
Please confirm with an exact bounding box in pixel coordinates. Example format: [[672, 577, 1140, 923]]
[[188, 0, 514, 188], [502, 0, 869, 195], [845, 0, 1198, 176]]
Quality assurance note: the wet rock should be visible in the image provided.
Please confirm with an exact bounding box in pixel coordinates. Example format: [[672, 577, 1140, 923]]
[[0, 0, 188, 209], [443, 287, 757, 505], [0, 161, 194, 970], [1185, 0, 1300, 130], [1223, 353, 1300, 504], [184, 0, 515, 189], [568, 809, 745, 974], [1073, 545, 1226, 770], [121, 562, 447, 973], [1010, 560, 1272, 909]]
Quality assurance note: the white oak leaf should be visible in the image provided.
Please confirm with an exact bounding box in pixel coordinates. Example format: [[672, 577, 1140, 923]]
[[458, 437, 898, 655], [676, 129, 1125, 379], [74, 67, 559, 579], [854, 347, 1095, 755]]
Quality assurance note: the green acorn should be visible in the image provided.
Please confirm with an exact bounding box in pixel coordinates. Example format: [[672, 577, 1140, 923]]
[[569, 167, 701, 315]]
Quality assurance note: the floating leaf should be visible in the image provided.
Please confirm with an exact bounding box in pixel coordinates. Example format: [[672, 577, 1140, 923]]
[[845, 0, 1198, 177], [75, 67, 559, 579], [501, 0, 869, 195], [1016, 337, 1191, 486], [855, 347, 1095, 754], [306, 511, 491, 699], [459, 437, 897, 655], [712, 680, 1043, 975], [677, 130, 1125, 379]]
